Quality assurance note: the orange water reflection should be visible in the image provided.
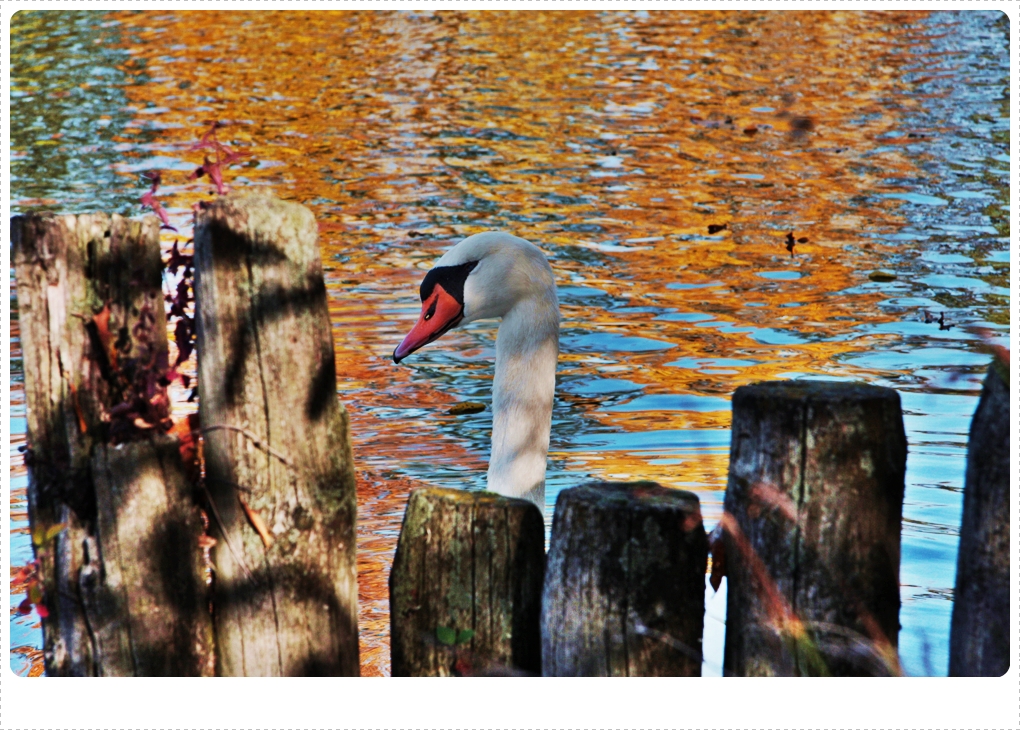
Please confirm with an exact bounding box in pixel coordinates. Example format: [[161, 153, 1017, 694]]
[[13, 9, 1008, 677]]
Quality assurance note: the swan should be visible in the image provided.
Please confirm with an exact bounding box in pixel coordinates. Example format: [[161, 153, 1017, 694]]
[[393, 232, 559, 510]]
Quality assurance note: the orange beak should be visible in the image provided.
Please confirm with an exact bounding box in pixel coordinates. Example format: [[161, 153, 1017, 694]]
[[393, 284, 465, 363]]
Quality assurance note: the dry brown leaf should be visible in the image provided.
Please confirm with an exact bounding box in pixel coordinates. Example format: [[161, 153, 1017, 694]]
[[92, 303, 117, 369], [67, 382, 88, 435], [239, 496, 274, 548]]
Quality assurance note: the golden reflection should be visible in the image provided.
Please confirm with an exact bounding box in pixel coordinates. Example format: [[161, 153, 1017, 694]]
[[17, 9, 973, 675]]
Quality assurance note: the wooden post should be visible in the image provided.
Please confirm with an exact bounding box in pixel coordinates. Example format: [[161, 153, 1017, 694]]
[[389, 487, 545, 676], [722, 381, 906, 676], [193, 192, 359, 676], [12, 212, 213, 676], [541, 481, 708, 676], [84, 436, 214, 676], [950, 364, 1009, 676]]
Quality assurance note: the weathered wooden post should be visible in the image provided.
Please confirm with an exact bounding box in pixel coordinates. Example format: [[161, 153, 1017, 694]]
[[950, 364, 1009, 676], [389, 487, 545, 676], [12, 212, 213, 676], [193, 192, 359, 676], [722, 381, 906, 676], [541, 481, 708, 676]]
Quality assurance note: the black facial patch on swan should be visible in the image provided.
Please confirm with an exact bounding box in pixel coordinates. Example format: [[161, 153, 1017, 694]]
[[420, 260, 479, 305]]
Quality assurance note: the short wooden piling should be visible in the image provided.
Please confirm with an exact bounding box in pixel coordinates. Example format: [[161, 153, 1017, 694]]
[[12, 212, 213, 676], [193, 192, 359, 676], [541, 481, 708, 676], [950, 364, 1009, 676], [389, 488, 545, 676], [722, 381, 906, 676]]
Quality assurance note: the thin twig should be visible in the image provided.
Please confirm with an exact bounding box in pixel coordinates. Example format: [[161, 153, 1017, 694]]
[[630, 619, 704, 664], [200, 479, 253, 582], [206, 477, 253, 494], [201, 424, 292, 466]]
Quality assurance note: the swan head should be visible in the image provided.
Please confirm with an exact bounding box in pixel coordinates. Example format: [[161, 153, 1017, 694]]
[[393, 231, 556, 363]]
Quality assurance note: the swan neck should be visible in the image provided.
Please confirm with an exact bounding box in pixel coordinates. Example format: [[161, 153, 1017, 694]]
[[487, 297, 558, 510]]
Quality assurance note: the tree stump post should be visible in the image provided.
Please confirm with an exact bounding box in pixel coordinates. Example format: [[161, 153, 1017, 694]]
[[541, 481, 708, 676], [949, 364, 1009, 676], [389, 487, 545, 676], [193, 192, 359, 676], [721, 381, 906, 676], [12, 212, 213, 676]]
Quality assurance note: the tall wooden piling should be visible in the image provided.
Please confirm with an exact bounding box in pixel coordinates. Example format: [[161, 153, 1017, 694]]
[[950, 364, 1009, 676], [722, 381, 906, 676], [12, 212, 213, 676], [193, 192, 359, 676], [541, 481, 708, 676], [389, 487, 545, 676]]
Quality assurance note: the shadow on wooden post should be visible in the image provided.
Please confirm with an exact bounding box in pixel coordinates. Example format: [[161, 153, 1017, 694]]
[[722, 381, 906, 676], [541, 481, 708, 676], [12, 212, 213, 676], [193, 192, 359, 676], [950, 365, 1009, 676], [389, 487, 545, 676]]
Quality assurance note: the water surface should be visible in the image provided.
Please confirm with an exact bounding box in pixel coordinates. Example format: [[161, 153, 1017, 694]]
[[10, 9, 1010, 676]]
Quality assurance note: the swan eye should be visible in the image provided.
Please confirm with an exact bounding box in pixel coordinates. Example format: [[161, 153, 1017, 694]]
[[423, 299, 437, 321]]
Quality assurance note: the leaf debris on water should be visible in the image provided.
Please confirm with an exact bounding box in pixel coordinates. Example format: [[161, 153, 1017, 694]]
[[448, 401, 485, 415]]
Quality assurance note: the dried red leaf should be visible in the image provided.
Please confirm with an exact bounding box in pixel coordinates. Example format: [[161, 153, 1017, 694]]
[[204, 156, 227, 194], [166, 240, 193, 276], [34, 603, 49, 619], [65, 382, 88, 435], [453, 656, 474, 676], [174, 318, 194, 366], [16, 598, 32, 616], [170, 413, 202, 482], [92, 303, 116, 367], [140, 172, 177, 231], [220, 148, 247, 165], [142, 170, 163, 188]]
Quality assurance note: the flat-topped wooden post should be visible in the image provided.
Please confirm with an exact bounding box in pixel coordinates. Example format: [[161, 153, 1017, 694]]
[[950, 364, 1009, 676], [12, 212, 213, 676], [541, 481, 708, 676], [389, 487, 545, 676], [722, 381, 906, 676], [193, 192, 359, 676]]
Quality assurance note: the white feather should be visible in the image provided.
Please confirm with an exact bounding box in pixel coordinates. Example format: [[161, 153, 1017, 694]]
[[437, 232, 559, 509]]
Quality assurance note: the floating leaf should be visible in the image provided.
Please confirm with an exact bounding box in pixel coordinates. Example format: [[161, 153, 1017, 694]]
[[448, 401, 485, 415], [16, 598, 32, 616], [456, 628, 476, 645], [35, 603, 50, 619], [436, 626, 457, 646], [28, 583, 42, 605], [868, 271, 897, 282]]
